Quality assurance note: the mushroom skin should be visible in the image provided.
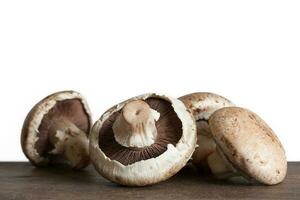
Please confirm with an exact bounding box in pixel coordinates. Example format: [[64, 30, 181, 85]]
[[90, 93, 197, 186], [21, 91, 92, 170], [207, 107, 287, 185], [179, 92, 234, 170]]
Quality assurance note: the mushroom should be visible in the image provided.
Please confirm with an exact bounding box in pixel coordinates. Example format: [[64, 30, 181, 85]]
[[21, 91, 92, 170], [179, 92, 234, 170], [207, 107, 287, 185], [90, 93, 197, 186]]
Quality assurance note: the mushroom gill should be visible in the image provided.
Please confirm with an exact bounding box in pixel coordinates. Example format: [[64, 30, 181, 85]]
[[98, 98, 183, 165], [36, 99, 90, 157]]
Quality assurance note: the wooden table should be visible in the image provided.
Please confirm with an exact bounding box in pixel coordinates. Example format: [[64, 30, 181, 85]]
[[0, 162, 299, 200]]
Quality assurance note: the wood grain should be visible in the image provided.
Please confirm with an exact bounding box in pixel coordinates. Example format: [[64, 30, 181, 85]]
[[0, 162, 299, 200]]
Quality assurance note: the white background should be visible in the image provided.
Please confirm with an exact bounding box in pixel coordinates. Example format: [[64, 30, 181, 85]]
[[0, 1, 299, 161]]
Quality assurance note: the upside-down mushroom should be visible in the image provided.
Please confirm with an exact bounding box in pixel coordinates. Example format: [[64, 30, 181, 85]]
[[21, 91, 92, 170], [90, 93, 197, 186]]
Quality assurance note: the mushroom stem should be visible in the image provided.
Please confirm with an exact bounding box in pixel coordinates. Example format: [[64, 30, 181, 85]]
[[207, 149, 239, 179], [192, 121, 216, 166], [48, 119, 89, 169], [112, 100, 160, 148]]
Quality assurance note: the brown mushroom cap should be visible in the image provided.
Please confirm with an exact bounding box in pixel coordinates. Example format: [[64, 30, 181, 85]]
[[90, 93, 197, 186], [179, 92, 234, 169], [21, 91, 92, 168], [209, 107, 287, 185]]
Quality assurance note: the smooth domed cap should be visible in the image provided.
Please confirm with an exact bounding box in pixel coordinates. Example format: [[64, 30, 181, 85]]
[[90, 93, 197, 186], [209, 107, 287, 185], [179, 92, 234, 120], [21, 90, 92, 167]]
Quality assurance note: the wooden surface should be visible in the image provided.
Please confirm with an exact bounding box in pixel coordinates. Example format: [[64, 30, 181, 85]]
[[0, 162, 299, 200]]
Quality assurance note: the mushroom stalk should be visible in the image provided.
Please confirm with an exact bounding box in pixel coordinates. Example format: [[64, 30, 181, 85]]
[[113, 100, 160, 148], [207, 149, 239, 179], [48, 119, 89, 169], [192, 121, 216, 164]]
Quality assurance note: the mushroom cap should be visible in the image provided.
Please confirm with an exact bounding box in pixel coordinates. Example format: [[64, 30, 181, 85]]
[[209, 107, 287, 185], [179, 92, 235, 167], [21, 90, 92, 167], [90, 93, 197, 186]]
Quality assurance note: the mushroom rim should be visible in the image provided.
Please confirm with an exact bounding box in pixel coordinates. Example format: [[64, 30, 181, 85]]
[[22, 90, 92, 166], [89, 93, 197, 186]]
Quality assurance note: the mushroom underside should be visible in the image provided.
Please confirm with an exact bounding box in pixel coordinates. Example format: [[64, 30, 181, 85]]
[[98, 98, 183, 165], [35, 99, 90, 160]]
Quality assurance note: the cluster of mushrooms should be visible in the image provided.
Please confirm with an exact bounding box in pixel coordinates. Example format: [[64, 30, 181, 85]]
[[21, 91, 287, 186]]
